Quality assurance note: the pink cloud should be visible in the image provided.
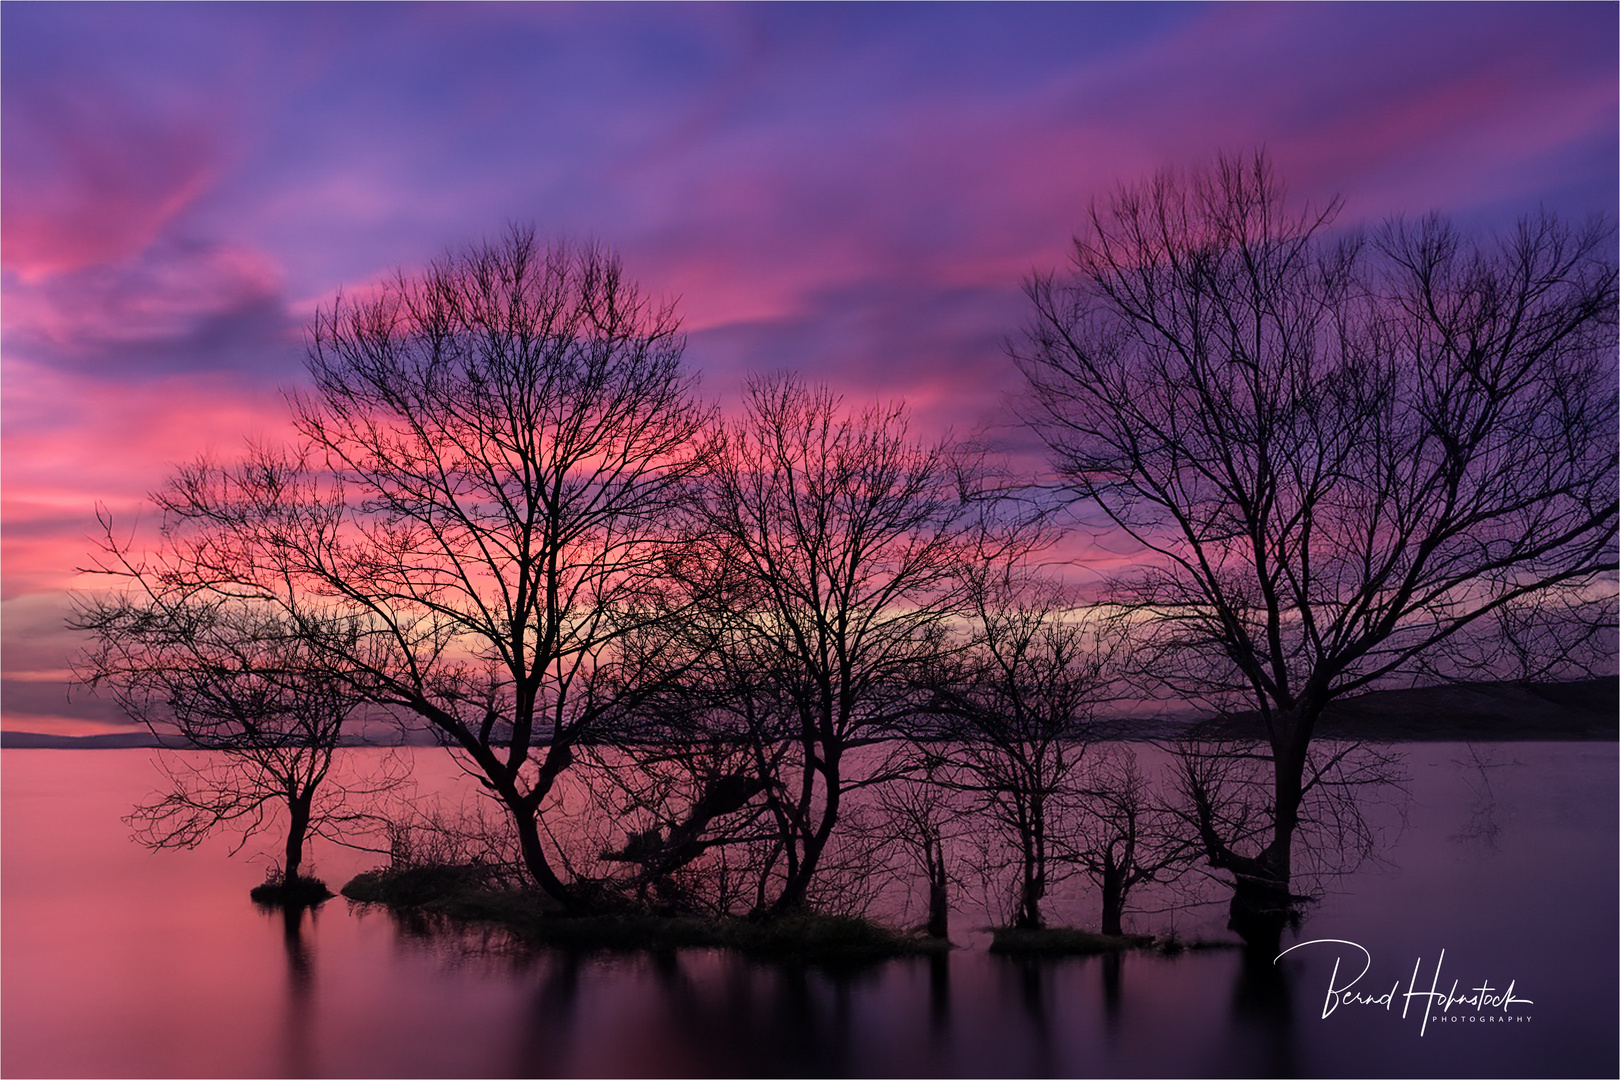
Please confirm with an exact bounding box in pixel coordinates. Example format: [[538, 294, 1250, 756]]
[[2, 3, 1612, 734], [1, 363, 296, 599], [1051, 4, 1618, 225], [1, 108, 222, 282], [0, 364, 294, 733], [4, 242, 287, 359]]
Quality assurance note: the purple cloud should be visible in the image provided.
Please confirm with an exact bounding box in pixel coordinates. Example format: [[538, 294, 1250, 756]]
[[3, 2, 1614, 731]]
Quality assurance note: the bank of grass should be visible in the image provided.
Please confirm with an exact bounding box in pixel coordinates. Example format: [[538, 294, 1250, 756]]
[[250, 874, 335, 906], [989, 926, 1155, 956], [342, 866, 949, 963]]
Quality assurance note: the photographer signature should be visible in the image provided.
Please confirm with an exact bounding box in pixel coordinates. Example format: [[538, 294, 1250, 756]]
[[1275, 939, 1533, 1037]]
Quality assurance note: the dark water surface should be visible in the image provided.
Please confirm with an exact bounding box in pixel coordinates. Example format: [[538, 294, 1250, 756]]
[[3, 743, 1615, 1078]]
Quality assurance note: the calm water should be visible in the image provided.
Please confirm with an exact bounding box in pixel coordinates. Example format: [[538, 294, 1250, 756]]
[[3, 742, 1615, 1078]]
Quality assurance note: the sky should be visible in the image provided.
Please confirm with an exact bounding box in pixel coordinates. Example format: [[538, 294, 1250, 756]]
[[4, 2, 1616, 734]]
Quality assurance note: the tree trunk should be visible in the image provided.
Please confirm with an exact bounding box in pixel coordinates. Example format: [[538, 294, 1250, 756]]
[[1015, 802, 1047, 930], [511, 799, 580, 912], [284, 790, 311, 882], [772, 815, 830, 914], [1014, 858, 1045, 930], [1226, 726, 1309, 953], [926, 840, 950, 939], [1100, 865, 1124, 937], [928, 877, 950, 939], [770, 757, 841, 915]]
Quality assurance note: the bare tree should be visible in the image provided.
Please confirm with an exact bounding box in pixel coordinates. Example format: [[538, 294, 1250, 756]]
[[1069, 746, 1194, 936], [873, 754, 961, 938], [923, 558, 1115, 929], [72, 578, 401, 897], [694, 373, 989, 913], [1168, 733, 1407, 938], [1017, 151, 1617, 948], [586, 736, 775, 914], [86, 229, 713, 912]]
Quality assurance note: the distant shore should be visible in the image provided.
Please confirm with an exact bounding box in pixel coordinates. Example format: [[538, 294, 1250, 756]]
[[0, 729, 448, 750], [1184, 677, 1617, 742], [5, 677, 1614, 749]]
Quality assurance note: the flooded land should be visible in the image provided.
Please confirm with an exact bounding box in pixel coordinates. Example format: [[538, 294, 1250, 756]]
[[3, 739, 1614, 1079]]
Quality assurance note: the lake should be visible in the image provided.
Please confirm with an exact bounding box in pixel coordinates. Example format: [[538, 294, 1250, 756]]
[[3, 742, 1615, 1078]]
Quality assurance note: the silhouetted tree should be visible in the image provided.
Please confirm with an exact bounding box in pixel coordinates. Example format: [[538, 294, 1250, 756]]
[[695, 373, 991, 913], [1017, 151, 1617, 948], [873, 755, 960, 937], [1069, 746, 1193, 936], [587, 736, 775, 913], [83, 230, 712, 911], [1167, 733, 1406, 938], [567, 562, 800, 915], [72, 581, 400, 894], [924, 558, 1116, 929]]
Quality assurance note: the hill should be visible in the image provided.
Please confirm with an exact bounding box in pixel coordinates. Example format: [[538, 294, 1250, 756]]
[[1187, 677, 1617, 742]]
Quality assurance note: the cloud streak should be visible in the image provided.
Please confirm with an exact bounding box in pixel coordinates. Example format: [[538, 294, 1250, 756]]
[[3, 2, 1614, 731]]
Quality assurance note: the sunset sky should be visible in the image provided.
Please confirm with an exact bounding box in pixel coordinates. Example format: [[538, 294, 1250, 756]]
[[4, 3, 1616, 733]]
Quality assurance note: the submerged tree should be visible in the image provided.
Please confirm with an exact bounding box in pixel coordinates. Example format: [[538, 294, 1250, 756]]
[[692, 373, 992, 913], [873, 755, 960, 938], [72, 578, 400, 897], [1166, 732, 1405, 936], [1017, 151, 1617, 948], [924, 557, 1115, 930], [84, 230, 712, 912], [1070, 746, 1193, 937]]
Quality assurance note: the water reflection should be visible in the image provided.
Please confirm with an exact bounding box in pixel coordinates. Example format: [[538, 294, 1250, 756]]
[[1225, 948, 1299, 1079], [260, 899, 321, 1079], [365, 902, 889, 1077], [286, 910, 316, 1078], [927, 950, 950, 1031], [2, 744, 1613, 1078], [513, 949, 583, 1077], [515, 952, 873, 1077], [1451, 744, 1507, 849], [1099, 949, 1122, 1029], [1000, 956, 1059, 1076]]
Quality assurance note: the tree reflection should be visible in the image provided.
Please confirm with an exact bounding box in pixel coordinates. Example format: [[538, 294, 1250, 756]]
[[1001, 956, 1057, 1077], [927, 950, 951, 1032], [512, 950, 583, 1077], [1099, 950, 1123, 1033], [259, 900, 318, 1078], [1224, 948, 1300, 1079], [364, 903, 888, 1077], [1451, 744, 1507, 850]]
